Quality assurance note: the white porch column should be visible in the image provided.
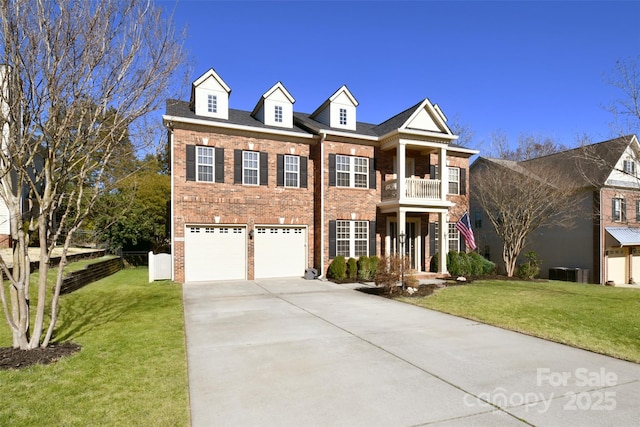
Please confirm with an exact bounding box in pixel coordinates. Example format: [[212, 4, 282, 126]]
[[398, 207, 407, 255], [439, 146, 448, 200], [398, 142, 406, 200], [438, 211, 448, 274]]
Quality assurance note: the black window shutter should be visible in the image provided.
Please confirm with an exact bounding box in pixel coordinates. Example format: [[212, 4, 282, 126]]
[[234, 150, 242, 184], [430, 165, 436, 180], [622, 199, 627, 221], [300, 156, 308, 188], [369, 158, 376, 189], [429, 222, 437, 257], [369, 221, 376, 256], [186, 145, 196, 181], [260, 152, 268, 186], [460, 169, 466, 195], [215, 147, 224, 183], [329, 220, 336, 258], [277, 154, 284, 187], [329, 154, 336, 187]]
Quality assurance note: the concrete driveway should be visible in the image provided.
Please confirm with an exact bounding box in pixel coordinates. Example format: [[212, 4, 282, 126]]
[[183, 278, 640, 426]]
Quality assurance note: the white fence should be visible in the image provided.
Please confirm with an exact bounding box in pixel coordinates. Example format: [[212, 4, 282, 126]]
[[149, 252, 171, 282]]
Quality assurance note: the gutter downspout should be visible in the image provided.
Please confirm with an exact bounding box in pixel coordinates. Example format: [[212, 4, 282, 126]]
[[165, 123, 175, 281], [599, 187, 604, 284], [318, 132, 327, 278]]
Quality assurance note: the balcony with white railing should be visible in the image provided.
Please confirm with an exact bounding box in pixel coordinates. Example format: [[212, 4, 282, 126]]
[[381, 177, 443, 204]]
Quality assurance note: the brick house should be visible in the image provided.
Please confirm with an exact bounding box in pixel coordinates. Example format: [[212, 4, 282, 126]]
[[471, 135, 640, 285], [163, 68, 477, 282]]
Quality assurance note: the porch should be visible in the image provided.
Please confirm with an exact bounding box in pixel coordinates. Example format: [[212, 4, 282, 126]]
[[382, 177, 441, 202]]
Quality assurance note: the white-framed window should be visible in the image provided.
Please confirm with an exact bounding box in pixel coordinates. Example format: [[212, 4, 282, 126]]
[[336, 155, 368, 188], [196, 146, 214, 182], [613, 197, 626, 222], [339, 108, 347, 126], [434, 222, 460, 252], [207, 94, 217, 114], [284, 155, 299, 187], [336, 220, 369, 258], [448, 167, 460, 195], [243, 151, 259, 185], [274, 105, 283, 123], [623, 158, 636, 175]]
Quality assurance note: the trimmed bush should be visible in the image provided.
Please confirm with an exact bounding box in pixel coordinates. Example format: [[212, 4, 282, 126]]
[[357, 256, 375, 281], [347, 257, 358, 280], [430, 252, 438, 273], [369, 256, 380, 277], [447, 251, 462, 276], [468, 252, 485, 276], [327, 256, 347, 280]]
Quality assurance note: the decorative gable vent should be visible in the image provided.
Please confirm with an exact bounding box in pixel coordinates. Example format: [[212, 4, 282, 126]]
[[251, 82, 295, 128], [310, 85, 358, 131], [191, 68, 231, 120]]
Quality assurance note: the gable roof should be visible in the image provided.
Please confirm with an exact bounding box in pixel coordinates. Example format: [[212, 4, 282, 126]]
[[309, 85, 358, 119], [250, 81, 295, 117], [372, 99, 454, 138], [522, 135, 636, 187], [189, 68, 231, 106]]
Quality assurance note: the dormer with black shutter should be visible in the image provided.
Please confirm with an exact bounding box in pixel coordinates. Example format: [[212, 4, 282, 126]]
[[190, 68, 231, 120], [251, 82, 295, 128], [309, 85, 358, 131]]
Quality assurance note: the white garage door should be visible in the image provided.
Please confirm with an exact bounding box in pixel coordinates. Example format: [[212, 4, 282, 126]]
[[254, 226, 306, 279], [185, 225, 246, 282], [607, 248, 627, 285]]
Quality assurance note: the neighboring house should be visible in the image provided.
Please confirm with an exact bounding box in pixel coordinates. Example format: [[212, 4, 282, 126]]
[[471, 135, 640, 285], [163, 68, 477, 282]]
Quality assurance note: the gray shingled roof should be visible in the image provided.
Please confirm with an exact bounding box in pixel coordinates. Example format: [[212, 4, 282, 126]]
[[293, 112, 379, 137], [165, 100, 311, 135], [371, 100, 424, 136]]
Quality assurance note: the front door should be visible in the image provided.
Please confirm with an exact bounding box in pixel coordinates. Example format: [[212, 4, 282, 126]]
[[389, 219, 421, 271]]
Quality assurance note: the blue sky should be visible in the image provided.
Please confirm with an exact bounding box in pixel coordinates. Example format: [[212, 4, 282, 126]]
[[164, 1, 639, 153]]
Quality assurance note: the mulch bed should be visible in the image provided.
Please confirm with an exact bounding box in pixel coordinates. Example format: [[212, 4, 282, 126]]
[[0, 342, 81, 370], [356, 283, 444, 298]]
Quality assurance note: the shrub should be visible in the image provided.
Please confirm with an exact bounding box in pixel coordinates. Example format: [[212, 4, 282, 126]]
[[327, 256, 347, 280], [447, 251, 462, 276], [369, 256, 380, 277], [468, 252, 485, 276], [374, 255, 410, 293], [347, 257, 358, 280], [358, 256, 377, 281], [517, 251, 541, 279], [430, 252, 438, 273]]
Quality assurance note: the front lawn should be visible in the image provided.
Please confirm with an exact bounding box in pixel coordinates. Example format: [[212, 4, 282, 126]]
[[397, 280, 640, 363], [0, 268, 189, 426]]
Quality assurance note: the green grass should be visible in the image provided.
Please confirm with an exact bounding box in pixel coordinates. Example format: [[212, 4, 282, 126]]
[[0, 268, 189, 426], [398, 280, 640, 363]]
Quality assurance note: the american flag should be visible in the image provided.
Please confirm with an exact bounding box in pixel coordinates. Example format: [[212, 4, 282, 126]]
[[455, 212, 477, 251]]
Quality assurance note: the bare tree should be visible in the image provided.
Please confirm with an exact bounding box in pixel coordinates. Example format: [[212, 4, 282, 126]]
[[488, 131, 568, 161], [606, 55, 640, 136], [0, 0, 186, 350], [472, 140, 581, 277]]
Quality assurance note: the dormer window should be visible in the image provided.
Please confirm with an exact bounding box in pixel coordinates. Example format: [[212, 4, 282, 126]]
[[274, 105, 283, 123], [339, 108, 347, 126], [207, 94, 217, 114]]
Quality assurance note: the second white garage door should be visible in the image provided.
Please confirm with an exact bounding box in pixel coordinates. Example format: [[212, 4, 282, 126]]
[[184, 225, 246, 282], [254, 226, 307, 279]]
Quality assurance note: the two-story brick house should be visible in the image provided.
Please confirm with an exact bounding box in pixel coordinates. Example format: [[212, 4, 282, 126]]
[[471, 135, 640, 285], [163, 68, 477, 282]]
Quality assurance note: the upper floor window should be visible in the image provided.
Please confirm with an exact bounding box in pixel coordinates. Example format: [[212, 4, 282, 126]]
[[207, 94, 217, 114], [623, 159, 636, 175], [284, 155, 299, 187], [474, 210, 482, 228], [197, 146, 214, 182], [636, 200, 640, 222], [243, 151, 259, 185], [448, 167, 460, 195], [234, 149, 267, 186], [336, 155, 368, 188], [613, 197, 626, 222], [186, 145, 224, 183], [339, 108, 347, 126], [274, 105, 283, 123]]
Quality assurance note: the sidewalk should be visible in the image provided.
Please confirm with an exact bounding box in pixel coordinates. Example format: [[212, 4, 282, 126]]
[[183, 278, 640, 426]]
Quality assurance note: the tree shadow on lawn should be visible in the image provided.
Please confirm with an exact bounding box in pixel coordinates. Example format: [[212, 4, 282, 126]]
[[1, 288, 145, 370]]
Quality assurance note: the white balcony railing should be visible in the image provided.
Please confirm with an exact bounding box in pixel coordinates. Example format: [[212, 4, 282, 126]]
[[381, 178, 441, 201]]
